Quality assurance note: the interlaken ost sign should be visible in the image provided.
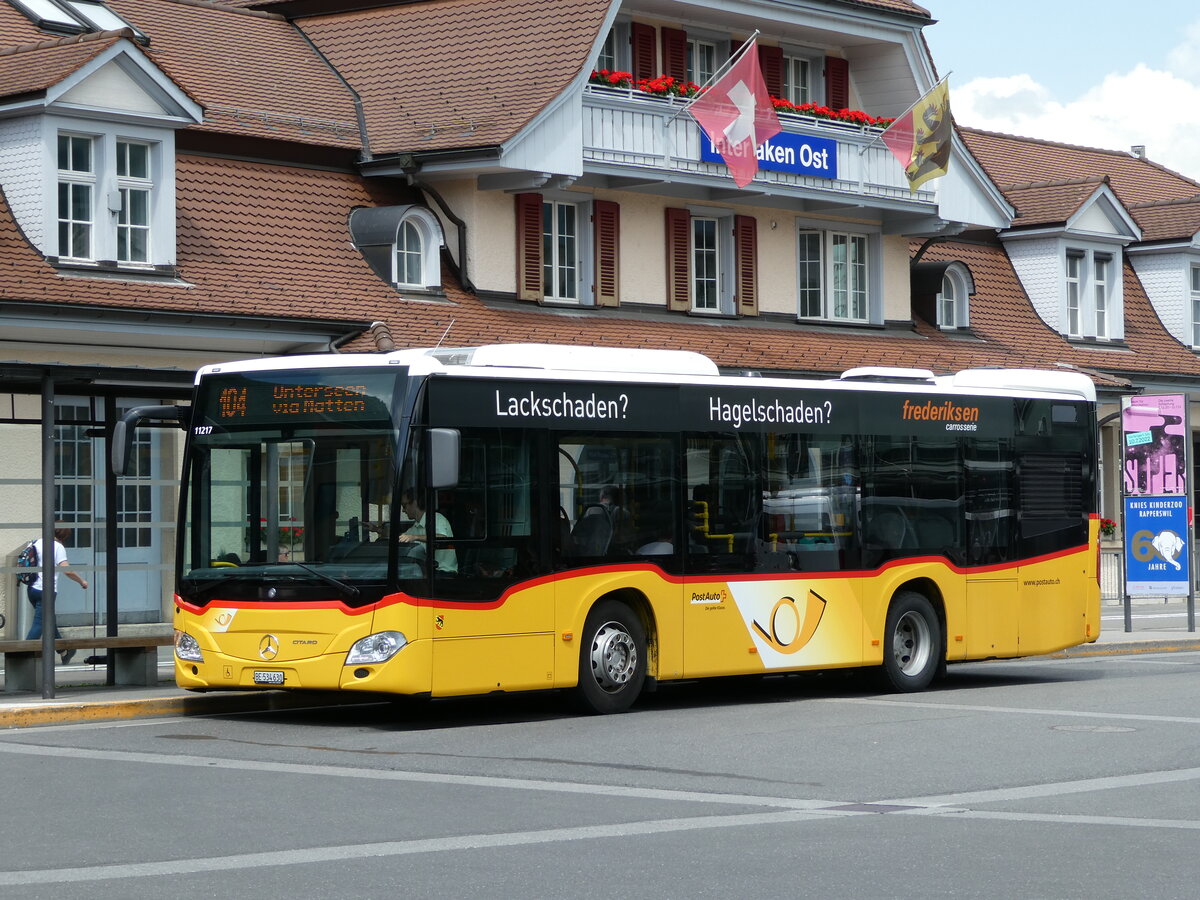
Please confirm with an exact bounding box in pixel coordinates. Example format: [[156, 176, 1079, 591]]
[[699, 131, 839, 180]]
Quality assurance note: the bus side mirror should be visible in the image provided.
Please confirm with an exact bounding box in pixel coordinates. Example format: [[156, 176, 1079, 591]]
[[112, 405, 189, 476], [429, 428, 460, 489]]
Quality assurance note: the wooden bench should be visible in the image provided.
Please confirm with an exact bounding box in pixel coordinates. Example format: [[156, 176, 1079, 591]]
[[0, 635, 173, 692]]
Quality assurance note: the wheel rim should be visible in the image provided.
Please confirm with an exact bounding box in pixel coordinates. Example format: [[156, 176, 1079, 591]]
[[589, 620, 638, 693], [892, 609, 932, 677]]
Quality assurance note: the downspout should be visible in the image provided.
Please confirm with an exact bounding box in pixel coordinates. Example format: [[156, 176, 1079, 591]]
[[291, 24, 372, 162], [412, 176, 477, 295]]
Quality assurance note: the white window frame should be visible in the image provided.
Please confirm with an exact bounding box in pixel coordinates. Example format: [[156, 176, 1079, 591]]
[[390, 206, 444, 290], [687, 39, 717, 85], [115, 139, 152, 263], [781, 47, 824, 105], [56, 132, 94, 261], [686, 206, 734, 314], [937, 263, 972, 330], [543, 199, 582, 302], [596, 21, 630, 73], [43, 117, 174, 268], [794, 224, 878, 324], [1191, 264, 1200, 349], [1062, 244, 1121, 340]]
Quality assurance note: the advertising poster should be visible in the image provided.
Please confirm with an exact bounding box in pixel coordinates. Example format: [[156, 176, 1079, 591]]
[[1124, 496, 1190, 596], [1122, 394, 1187, 495]]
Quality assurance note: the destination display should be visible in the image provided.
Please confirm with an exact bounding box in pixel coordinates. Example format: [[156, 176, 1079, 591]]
[[194, 369, 400, 431]]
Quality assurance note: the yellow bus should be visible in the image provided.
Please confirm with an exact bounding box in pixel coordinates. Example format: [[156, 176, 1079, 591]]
[[120, 343, 1100, 713]]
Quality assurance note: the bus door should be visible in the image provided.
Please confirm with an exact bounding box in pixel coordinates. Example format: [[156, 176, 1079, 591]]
[[682, 432, 762, 677], [964, 434, 1018, 658], [427, 428, 556, 695], [554, 431, 683, 681]]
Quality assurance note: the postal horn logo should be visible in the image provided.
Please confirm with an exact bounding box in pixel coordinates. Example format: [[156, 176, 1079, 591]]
[[751, 590, 827, 654], [258, 634, 279, 661]]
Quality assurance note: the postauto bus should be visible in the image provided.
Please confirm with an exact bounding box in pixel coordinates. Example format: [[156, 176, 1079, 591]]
[[116, 344, 1100, 713]]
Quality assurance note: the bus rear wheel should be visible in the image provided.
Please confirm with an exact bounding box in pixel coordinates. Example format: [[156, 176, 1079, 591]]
[[576, 600, 646, 714], [881, 591, 941, 692]]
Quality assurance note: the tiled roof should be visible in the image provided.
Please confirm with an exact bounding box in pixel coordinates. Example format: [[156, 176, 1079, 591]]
[[832, 0, 930, 17], [0, 154, 412, 320], [235, 0, 930, 17], [961, 128, 1200, 208], [1128, 196, 1200, 243], [1, 147, 1193, 384], [0, 0, 363, 148], [0, 4, 45, 44], [916, 237, 1200, 381], [297, 0, 611, 155], [0, 31, 119, 101], [1001, 176, 1108, 229]]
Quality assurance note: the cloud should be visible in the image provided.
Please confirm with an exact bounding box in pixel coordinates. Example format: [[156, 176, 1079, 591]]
[[953, 66, 1200, 179], [1166, 21, 1200, 81]]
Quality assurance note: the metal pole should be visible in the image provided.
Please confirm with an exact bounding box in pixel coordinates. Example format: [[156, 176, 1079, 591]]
[[104, 396, 120, 683], [40, 376, 56, 699], [1188, 398, 1196, 632]]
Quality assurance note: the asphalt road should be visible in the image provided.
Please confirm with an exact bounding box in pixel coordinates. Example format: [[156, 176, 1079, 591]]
[[1, 651, 1199, 899]]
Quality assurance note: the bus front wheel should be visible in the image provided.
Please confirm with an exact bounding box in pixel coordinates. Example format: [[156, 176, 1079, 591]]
[[576, 600, 646, 714], [881, 591, 941, 692]]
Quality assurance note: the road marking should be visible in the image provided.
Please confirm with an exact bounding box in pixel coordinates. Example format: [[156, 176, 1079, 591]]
[[0, 740, 842, 811], [0, 810, 829, 886], [0, 740, 1198, 885], [884, 765, 1200, 807], [827, 696, 1200, 725]]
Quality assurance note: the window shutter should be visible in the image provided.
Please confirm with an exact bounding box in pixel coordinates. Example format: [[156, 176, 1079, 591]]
[[661, 27, 687, 82], [759, 45, 783, 99], [734, 215, 758, 316], [593, 199, 620, 308], [515, 193, 543, 302], [631, 22, 656, 81], [665, 207, 691, 312], [826, 56, 849, 109]]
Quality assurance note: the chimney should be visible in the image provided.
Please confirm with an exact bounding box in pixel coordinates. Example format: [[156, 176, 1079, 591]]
[[1131, 145, 1146, 159]]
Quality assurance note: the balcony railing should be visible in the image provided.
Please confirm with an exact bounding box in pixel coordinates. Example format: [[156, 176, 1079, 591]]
[[582, 84, 933, 204]]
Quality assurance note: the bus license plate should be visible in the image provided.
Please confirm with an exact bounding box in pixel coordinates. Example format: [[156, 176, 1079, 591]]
[[253, 670, 285, 685]]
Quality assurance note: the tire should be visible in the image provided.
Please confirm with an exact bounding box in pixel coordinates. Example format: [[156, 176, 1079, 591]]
[[880, 591, 941, 692], [576, 599, 647, 714]]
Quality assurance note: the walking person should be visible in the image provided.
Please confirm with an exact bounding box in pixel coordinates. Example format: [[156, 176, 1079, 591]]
[[26, 527, 88, 664]]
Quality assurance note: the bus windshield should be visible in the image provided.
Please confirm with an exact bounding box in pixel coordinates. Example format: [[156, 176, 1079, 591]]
[[179, 368, 406, 603]]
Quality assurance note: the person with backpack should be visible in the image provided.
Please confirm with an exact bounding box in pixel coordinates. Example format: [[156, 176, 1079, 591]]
[[24, 527, 88, 663]]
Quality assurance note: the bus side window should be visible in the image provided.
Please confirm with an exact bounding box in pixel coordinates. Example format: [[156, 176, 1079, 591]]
[[685, 433, 757, 571], [430, 429, 537, 600]]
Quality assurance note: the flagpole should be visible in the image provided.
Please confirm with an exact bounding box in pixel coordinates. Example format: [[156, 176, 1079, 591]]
[[859, 72, 950, 155], [664, 29, 760, 124]]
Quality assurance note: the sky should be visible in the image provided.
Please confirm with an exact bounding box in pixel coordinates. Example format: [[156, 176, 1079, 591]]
[[921, 1, 1200, 179]]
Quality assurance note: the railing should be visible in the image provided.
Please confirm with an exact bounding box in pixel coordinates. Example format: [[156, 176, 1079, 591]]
[[1100, 548, 1124, 601], [582, 85, 933, 203]]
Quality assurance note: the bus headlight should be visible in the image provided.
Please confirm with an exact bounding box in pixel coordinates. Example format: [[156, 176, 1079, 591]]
[[346, 631, 407, 665], [175, 630, 204, 662]]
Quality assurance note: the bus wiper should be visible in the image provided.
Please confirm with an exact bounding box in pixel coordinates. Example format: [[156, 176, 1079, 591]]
[[290, 562, 360, 599], [181, 576, 257, 601]]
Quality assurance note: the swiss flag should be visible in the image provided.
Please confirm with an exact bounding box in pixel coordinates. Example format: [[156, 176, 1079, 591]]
[[687, 40, 782, 188]]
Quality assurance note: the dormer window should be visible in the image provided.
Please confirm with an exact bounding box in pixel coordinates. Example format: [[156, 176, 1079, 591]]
[[1190, 264, 1200, 348], [1064, 246, 1116, 340], [50, 127, 163, 267], [937, 264, 971, 330], [349, 205, 445, 293]]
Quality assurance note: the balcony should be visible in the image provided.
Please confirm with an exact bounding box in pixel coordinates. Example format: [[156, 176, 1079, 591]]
[[581, 85, 934, 208]]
